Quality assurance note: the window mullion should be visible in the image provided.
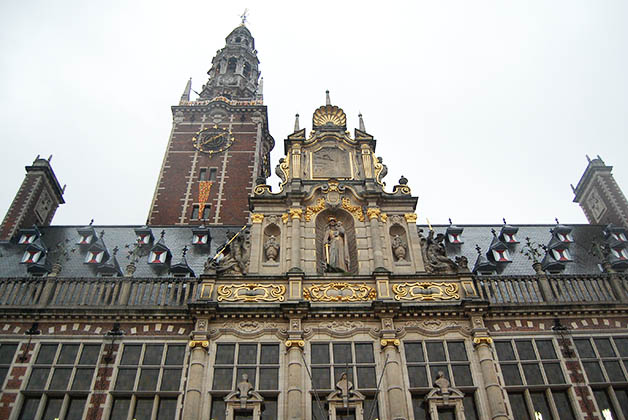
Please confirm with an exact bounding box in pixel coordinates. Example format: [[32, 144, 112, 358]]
[[58, 394, 71, 420], [150, 395, 159, 420], [607, 386, 627, 420], [545, 387, 560, 420], [33, 394, 47, 420]]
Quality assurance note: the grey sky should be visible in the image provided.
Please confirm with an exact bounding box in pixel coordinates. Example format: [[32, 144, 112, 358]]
[[1, 1, 627, 226]]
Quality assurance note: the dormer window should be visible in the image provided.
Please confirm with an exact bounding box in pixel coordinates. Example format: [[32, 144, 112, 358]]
[[492, 249, 511, 262], [137, 233, 151, 244], [149, 250, 167, 264], [193, 233, 209, 245], [446, 223, 464, 245], [79, 234, 93, 244], [85, 250, 105, 264], [22, 249, 43, 264], [502, 232, 517, 243], [19, 233, 36, 244], [611, 248, 628, 261], [551, 248, 572, 262], [77, 226, 97, 245], [611, 232, 628, 242], [448, 232, 462, 244], [556, 232, 573, 243]]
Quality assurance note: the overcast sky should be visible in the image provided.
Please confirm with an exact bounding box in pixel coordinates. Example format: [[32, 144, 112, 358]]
[[1, 1, 627, 227]]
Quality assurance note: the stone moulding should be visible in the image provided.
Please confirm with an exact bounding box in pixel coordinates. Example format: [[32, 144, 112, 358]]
[[303, 282, 377, 302], [216, 283, 286, 302], [392, 282, 460, 301]]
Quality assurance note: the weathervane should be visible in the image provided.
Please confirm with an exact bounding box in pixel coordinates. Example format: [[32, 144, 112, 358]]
[[240, 9, 249, 24]]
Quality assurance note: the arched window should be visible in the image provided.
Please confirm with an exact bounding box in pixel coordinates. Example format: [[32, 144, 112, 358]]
[[235, 37, 241, 43], [243, 62, 251, 78], [227, 58, 237, 73]]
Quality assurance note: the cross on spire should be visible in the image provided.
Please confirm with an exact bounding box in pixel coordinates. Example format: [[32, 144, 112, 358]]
[[240, 9, 249, 24]]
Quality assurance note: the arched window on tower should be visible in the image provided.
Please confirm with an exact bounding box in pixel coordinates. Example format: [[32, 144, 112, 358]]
[[235, 37, 241, 43], [243, 39, 249, 46], [227, 58, 237, 73], [243, 62, 251, 78]]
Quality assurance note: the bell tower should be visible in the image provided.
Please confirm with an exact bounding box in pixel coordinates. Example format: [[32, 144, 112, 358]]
[[148, 23, 274, 226]]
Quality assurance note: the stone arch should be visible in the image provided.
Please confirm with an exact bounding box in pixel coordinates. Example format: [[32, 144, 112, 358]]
[[315, 209, 358, 274]]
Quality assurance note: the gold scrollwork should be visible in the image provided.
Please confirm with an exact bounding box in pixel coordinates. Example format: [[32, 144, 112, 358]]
[[279, 158, 290, 189], [281, 213, 290, 224], [327, 180, 339, 192], [289, 208, 303, 220], [393, 185, 412, 195], [366, 208, 381, 220], [380, 338, 400, 348], [254, 185, 271, 195], [285, 340, 305, 349], [392, 282, 460, 301], [189, 340, 209, 349], [473, 337, 493, 346], [303, 282, 377, 302], [380, 213, 388, 222], [341, 198, 365, 222], [374, 155, 385, 187], [404, 213, 418, 223], [251, 213, 264, 223], [305, 198, 326, 222], [217, 283, 286, 302]]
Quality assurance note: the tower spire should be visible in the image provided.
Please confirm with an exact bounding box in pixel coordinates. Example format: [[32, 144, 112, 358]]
[[294, 114, 300, 132], [326, 90, 331, 105], [179, 78, 192, 104], [358, 112, 366, 132]]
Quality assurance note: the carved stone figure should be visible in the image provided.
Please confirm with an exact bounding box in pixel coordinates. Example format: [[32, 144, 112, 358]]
[[391, 234, 407, 261], [275, 158, 287, 185], [420, 229, 458, 274], [211, 229, 250, 274], [336, 372, 353, 407], [236, 373, 253, 408], [324, 217, 349, 272], [263, 235, 279, 262], [377, 157, 388, 185], [434, 371, 450, 395]]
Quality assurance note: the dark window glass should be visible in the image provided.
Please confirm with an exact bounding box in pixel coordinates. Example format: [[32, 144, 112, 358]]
[[0, 344, 17, 364], [357, 366, 376, 388], [603, 361, 625, 382], [161, 368, 182, 391], [165, 345, 185, 365], [36, 344, 57, 364], [426, 342, 446, 361], [439, 408, 456, 420], [582, 361, 604, 382], [312, 367, 330, 389], [235, 412, 254, 420], [312, 401, 327, 420], [363, 397, 379, 420], [138, 368, 160, 390], [209, 168, 217, 182], [311, 344, 329, 364], [115, 368, 137, 390], [199, 168, 207, 181], [261, 397, 277, 420], [191, 206, 199, 219], [58, 344, 79, 364], [615, 337, 628, 357], [66, 398, 86, 420], [121, 345, 141, 365], [210, 399, 226, 420], [535, 340, 557, 359], [430, 365, 449, 386], [522, 363, 543, 385], [355, 343, 374, 363], [593, 389, 617, 419], [495, 341, 516, 361], [616, 389, 628, 418], [49, 367, 72, 390], [542, 362, 564, 384], [452, 365, 473, 386], [259, 367, 278, 390], [552, 391, 576, 420], [79, 344, 100, 365], [260, 344, 279, 364], [109, 398, 131, 420], [412, 395, 428, 420], [508, 392, 530, 420], [447, 341, 467, 361], [157, 398, 177, 420], [238, 344, 257, 364], [215, 344, 235, 365], [463, 394, 478, 420], [407, 365, 428, 387], [143, 345, 164, 365], [530, 392, 551, 420], [212, 367, 234, 390], [202, 206, 211, 219], [27, 367, 49, 389], [134, 398, 154, 419], [237, 367, 256, 387], [515, 341, 535, 360], [72, 367, 95, 390], [18, 397, 40, 420], [42, 397, 63, 420], [574, 339, 595, 358], [333, 343, 352, 364], [501, 364, 522, 385], [405, 342, 424, 362], [0, 368, 8, 386], [594, 338, 615, 357]]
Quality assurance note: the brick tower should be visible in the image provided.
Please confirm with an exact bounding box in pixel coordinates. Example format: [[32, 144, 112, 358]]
[[148, 23, 274, 226]]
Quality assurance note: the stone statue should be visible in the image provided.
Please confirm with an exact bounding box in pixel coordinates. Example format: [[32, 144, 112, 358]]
[[391, 234, 407, 261], [434, 371, 450, 395], [211, 229, 250, 274], [236, 373, 253, 408], [420, 229, 458, 274], [377, 157, 388, 185], [275, 158, 287, 185], [263, 235, 279, 262], [336, 372, 353, 407], [324, 217, 349, 272]]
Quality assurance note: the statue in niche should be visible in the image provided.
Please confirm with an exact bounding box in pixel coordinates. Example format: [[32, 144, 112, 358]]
[[324, 217, 349, 272], [391, 234, 408, 261], [210, 229, 250, 274], [419, 229, 458, 274], [263, 235, 279, 262], [236, 373, 253, 407]]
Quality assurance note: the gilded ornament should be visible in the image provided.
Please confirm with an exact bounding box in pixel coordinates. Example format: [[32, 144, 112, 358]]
[[305, 198, 326, 222], [217, 283, 286, 302], [366, 208, 381, 220], [380, 338, 400, 348], [254, 185, 271, 195], [285, 340, 305, 349], [312, 105, 347, 128], [251, 213, 264, 223], [189, 340, 209, 349], [341, 198, 365, 222], [281, 213, 290, 224], [289, 208, 303, 220], [380, 213, 388, 222], [473, 337, 493, 346], [404, 213, 418, 223], [198, 181, 213, 216], [393, 185, 411, 195], [327, 180, 339, 192], [303, 282, 377, 302], [392, 282, 460, 301]]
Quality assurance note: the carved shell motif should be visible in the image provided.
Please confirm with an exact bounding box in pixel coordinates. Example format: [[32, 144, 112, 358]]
[[312, 105, 347, 129]]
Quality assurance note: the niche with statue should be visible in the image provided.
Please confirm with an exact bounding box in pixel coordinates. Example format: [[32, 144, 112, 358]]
[[390, 224, 411, 264], [315, 209, 358, 274], [262, 224, 281, 265]]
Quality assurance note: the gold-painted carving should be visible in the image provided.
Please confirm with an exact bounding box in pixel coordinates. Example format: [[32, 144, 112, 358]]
[[198, 181, 213, 216], [341, 198, 365, 222], [254, 185, 271, 195], [366, 208, 381, 220], [279, 158, 289, 189], [392, 282, 460, 301], [327, 180, 339, 192], [374, 155, 385, 187], [281, 213, 290, 224], [380, 338, 400, 348], [303, 282, 376, 302], [285, 340, 305, 349], [189, 340, 209, 349], [289, 208, 303, 220], [404, 213, 418, 223], [313, 105, 347, 128], [380, 213, 388, 222], [217, 283, 286, 302], [251, 213, 264, 223], [305, 198, 326, 222], [393, 185, 411, 195], [200, 283, 214, 299], [473, 337, 493, 346]]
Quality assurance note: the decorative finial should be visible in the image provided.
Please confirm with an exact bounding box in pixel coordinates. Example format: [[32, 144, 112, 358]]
[[503, 218, 507, 225], [294, 113, 300, 132], [398, 175, 408, 185], [475, 244, 482, 255], [240, 8, 249, 24], [570, 183, 576, 193], [586, 154, 591, 162], [89, 219, 94, 226], [358, 112, 366, 132], [160, 230, 166, 240], [100, 230, 105, 238], [448, 218, 453, 226], [112, 246, 119, 255], [491, 228, 496, 237], [48, 155, 52, 162], [62, 184, 67, 193], [326, 90, 331, 105], [555, 217, 560, 224], [182, 246, 188, 258], [179, 78, 192, 104]]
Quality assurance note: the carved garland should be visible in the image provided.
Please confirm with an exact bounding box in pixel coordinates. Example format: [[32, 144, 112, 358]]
[[341, 198, 365, 222], [305, 198, 326, 222], [303, 282, 377, 302], [217, 283, 286, 302], [392, 282, 460, 301]]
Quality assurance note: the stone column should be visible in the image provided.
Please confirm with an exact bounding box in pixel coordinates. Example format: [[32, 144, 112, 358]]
[[285, 339, 305, 419], [533, 262, 555, 302], [367, 208, 385, 270], [248, 213, 264, 274], [182, 338, 210, 420], [381, 339, 409, 420], [289, 208, 302, 271], [473, 337, 509, 420]]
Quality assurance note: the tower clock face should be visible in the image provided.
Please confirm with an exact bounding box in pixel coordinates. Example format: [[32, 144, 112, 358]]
[[192, 125, 235, 155]]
